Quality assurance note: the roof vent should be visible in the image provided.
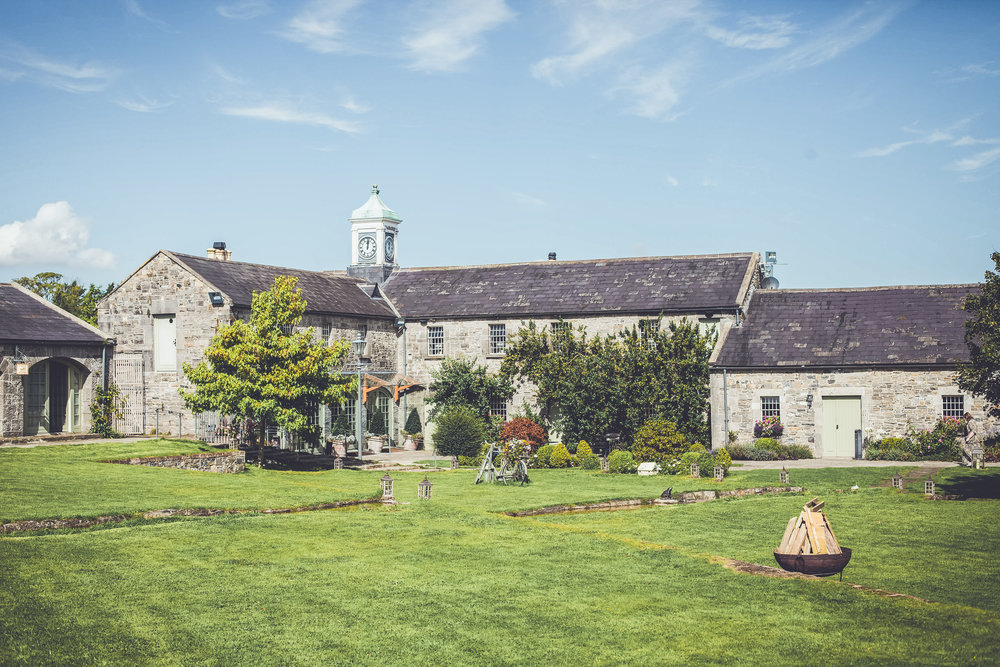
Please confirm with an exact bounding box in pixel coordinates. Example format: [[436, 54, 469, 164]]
[[548, 252, 557, 261], [207, 242, 232, 262]]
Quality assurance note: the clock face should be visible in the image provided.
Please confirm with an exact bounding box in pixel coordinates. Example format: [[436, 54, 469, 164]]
[[384, 235, 395, 261], [358, 235, 377, 260]]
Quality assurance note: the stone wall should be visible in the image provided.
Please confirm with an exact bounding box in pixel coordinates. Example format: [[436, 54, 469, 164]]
[[402, 312, 736, 449], [116, 450, 245, 473], [710, 367, 997, 457], [0, 343, 105, 437]]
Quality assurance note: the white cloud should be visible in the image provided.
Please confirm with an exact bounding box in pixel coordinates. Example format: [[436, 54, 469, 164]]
[[951, 146, 1000, 173], [211, 63, 248, 86], [728, 3, 905, 85], [512, 191, 546, 208], [705, 14, 795, 50], [0, 47, 119, 93], [666, 175, 679, 187], [222, 104, 359, 132], [217, 0, 270, 20], [613, 63, 686, 120], [402, 0, 514, 72], [530, 0, 702, 84], [0, 202, 115, 269], [856, 129, 953, 158], [280, 0, 361, 53], [116, 94, 174, 113], [339, 96, 369, 114], [123, 0, 167, 27]]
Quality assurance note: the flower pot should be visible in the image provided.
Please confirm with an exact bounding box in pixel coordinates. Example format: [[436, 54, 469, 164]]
[[403, 437, 417, 451], [331, 440, 347, 457], [367, 437, 384, 453]]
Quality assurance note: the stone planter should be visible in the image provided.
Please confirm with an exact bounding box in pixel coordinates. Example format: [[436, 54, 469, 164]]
[[403, 437, 418, 451], [367, 437, 385, 453], [330, 439, 347, 457]]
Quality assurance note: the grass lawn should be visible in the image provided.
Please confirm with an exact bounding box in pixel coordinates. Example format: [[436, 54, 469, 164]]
[[2, 441, 999, 665]]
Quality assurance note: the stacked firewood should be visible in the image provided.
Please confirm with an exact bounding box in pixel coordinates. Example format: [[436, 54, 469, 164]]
[[776, 498, 842, 555]]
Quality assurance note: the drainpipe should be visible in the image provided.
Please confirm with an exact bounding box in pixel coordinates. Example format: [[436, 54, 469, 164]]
[[722, 368, 729, 445], [400, 320, 407, 423], [102, 343, 109, 391]]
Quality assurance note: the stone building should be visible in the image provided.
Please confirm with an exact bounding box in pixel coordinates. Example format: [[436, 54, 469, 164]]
[[1, 282, 111, 437], [709, 285, 990, 456]]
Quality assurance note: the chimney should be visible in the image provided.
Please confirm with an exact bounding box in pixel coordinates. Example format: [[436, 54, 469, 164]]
[[548, 252, 557, 261], [207, 241, 231, 261]]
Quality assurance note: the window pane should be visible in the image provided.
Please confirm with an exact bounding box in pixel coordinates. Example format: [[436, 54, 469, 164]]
[[490, 397, 508, 422], [489, 324, 506, 355], [942, 395, 964, 418], [761, 396, 780, 419], [428, 326, 444, 356]]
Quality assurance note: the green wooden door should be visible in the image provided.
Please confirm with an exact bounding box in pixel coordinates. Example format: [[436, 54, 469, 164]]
[[23, 362, 49, 436], [822, 396, 862, 457]]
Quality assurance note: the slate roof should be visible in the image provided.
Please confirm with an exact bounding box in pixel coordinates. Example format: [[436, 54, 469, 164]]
[[382, 254, 756, 319], [714, 285, 976, 368], [169, 252, 397, 319], [0, 283, 107, 344]]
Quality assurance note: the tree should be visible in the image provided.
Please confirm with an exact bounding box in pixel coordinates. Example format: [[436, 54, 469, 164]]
[[403, 408, 422, 435], [431, 405, 485, 458], [500, 319, 715, 446], [14, 272, 116, 325], [632, 419, 688, 464], [958, 252, 1000, 419], [180, 276, 351, 462], [425, 356, 514, 425]]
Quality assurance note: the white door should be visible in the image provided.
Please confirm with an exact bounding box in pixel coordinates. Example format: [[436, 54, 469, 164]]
[[68, 367, 83, 433], [822, 396, 862, 457], [153, 315, 177, 372]]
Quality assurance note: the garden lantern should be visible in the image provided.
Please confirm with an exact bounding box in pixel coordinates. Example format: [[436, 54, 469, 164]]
[[891, 473, 902, 490], [418, 475, 433, 500], [381, 473, 394, 500], [450, 456, 459, 469], [714, 465, 725, 481], [334, 457, 344, 470], [690, 462, 700, 478], [971, 446, 984, 470], [779, 467, 789, 484], [925, 480, 935, 496]]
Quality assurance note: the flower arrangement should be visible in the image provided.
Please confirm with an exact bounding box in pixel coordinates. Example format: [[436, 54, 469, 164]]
[[754, 416, 784, 438]]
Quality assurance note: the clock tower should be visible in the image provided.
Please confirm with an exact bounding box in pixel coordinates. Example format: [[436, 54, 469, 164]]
[[347, 185, 401, 284]]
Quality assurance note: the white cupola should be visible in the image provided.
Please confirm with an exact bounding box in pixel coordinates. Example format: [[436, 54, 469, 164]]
[[347, 185, 402, 284]]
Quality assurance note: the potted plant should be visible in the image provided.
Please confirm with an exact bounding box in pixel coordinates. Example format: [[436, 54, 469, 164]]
[[329, 414, 350, 457], [403, 408, 423, 450], [367, 407, 387, 453]]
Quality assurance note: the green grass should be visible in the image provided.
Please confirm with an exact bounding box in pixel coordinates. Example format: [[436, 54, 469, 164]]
[[1, 440, 998, 665]]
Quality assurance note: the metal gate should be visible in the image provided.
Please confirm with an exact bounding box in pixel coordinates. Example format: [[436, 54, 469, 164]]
[[112, 353, 145, 435]]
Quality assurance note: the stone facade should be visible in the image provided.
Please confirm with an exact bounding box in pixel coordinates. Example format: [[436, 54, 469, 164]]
[[710, 367, 995, 456], [0, 343, 105, 437], [403, 313, 736, 448]]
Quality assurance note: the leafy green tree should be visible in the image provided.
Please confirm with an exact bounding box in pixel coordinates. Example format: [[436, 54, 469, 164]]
[[958, 252, 1000, 419], [180, 276, 351, 462], [431, 405, 485, 458], [403, 408, 422, 435], [14, 271, 116, 325], [425, 356, 514, 425], [500, 319, 714, 446], [631, 419, 688, 464]]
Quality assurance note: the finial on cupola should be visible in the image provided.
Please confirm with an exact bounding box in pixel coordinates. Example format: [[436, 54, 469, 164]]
[[372, 184, 379, 194]]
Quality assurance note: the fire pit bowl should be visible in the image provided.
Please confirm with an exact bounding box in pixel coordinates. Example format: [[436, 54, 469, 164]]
[[773, 547, 852, 577]]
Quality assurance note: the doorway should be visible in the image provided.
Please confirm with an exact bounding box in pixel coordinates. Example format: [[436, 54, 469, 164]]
[[23, 360, 86, 436], [821, 396, 862, 457]]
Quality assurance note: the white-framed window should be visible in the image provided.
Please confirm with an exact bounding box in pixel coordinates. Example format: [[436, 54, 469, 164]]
[[639, 319, 659, 348], [942, 395, 965, 418], [280, 324, 294, 335], [321, 323, 331, 343], [761, 396, 781, 419], [333, 398, 357, 432], [428, 326, 444, 356], [153, 314, 177, 372], [490, 397, 508, 422], [489, 324, 506, 355]]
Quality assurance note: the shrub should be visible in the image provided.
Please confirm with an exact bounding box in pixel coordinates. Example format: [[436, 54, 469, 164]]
[[754, 437, 781, 451], [660, 457, 683, 475], [909, 418, 964, 461], [697, 452, 716, 477], [403, 408, 422, 435], [783, 444, 814, 460], [331, 414, 351, 437], [432, 406, 485, 458], [632, 419, 688, 464], [581, 454, 602, 470], [548, 443, 572, 468], [533, 444, 555, 468], [715, 448, 732, 471], [688, 442, 707, 453], [679, 451, 701, 470], [500, 417, 547, 452], [457, 454, 484, 467], [89, 383, 124, 439], [608, 450, 637, 474], [724, 443, 752, 460], [750, 448, 778, 461], [368, 407, 387, 436], [754, 416, 784, 438], [577, 440, 593, 459]]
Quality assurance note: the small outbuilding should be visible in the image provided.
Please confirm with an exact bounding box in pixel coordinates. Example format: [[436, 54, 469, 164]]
[[710, 284, 993, 457], [0, 283, 112, 437]]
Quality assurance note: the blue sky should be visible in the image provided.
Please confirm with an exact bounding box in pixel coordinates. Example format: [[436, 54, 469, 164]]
[[1, 0, 997, 290]]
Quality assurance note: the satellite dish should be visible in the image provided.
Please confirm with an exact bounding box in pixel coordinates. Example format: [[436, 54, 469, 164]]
[[763, 276, 780, 290]]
